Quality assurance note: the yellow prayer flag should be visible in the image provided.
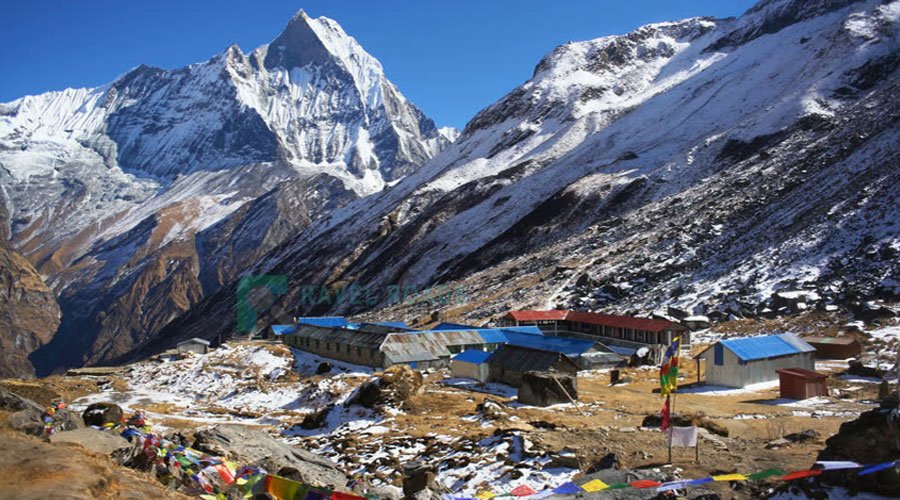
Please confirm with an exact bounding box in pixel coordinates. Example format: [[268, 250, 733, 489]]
[[476, 491, 495, 499], [581, 479, 609, 492], [713, 473, 748, 481]]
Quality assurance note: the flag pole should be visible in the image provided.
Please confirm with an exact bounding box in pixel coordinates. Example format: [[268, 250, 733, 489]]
[[668, 391, 675, 464]]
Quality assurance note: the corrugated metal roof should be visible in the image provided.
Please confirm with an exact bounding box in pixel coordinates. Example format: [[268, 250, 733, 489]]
[[452, 349, 493, 364], [371, 321, 415, 331], [270, 325, 297, 336], [506, 310, 569, 321], [434, 322, 477, 330], [721, 333, 815, 362], [502, 331, 597, 356], [293, 325, 387, 349], [776, 367, 827, 379], [802, 336, 858, 345], [506, 310, 685, 333], [381, 330, 489, 363], [488, 344, 578, 373], [296, 317, 350, 328]]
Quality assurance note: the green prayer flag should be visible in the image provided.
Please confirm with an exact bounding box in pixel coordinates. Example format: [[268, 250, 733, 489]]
[[748, 469, 786, 480]]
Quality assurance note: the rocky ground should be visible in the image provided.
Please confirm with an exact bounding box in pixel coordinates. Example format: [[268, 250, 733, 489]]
[[0, 315, 897, 499]]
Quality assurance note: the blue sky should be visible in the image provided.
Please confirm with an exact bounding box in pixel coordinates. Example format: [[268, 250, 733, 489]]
[[1, 1, 757, 129]]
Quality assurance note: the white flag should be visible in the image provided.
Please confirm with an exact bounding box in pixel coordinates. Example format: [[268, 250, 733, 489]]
[[815, 461, 862, 470], [670, 426, 698, 447]]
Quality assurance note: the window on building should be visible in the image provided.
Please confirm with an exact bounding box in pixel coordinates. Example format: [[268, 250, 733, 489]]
[[714, 344, 724, 366]]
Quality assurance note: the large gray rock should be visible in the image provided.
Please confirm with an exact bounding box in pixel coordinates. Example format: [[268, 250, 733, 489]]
[[50, 428, 131, 455], [0, 386, 43, 413], [82, 402, 124, 427], [192, 425, 348, 489], [3, 387, 80, 437]]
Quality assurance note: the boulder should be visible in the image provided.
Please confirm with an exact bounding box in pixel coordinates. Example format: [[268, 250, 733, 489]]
[[7, 398, 81, 437], [50, 428, 131, 455], [817, 395, 900, 497], [402, 461, 435, 497], [784, 429, 819, 443], [584, 452, 621, 473], [315, 362, 333, 375], [347, 365, 424, 409], [299, 404, 333, 429], [82, 402, 124, 427], [0, 386, 43, 413], [192, 425, 348, 489], [476, 398, 509, 419], [518, 371, 577, 407]]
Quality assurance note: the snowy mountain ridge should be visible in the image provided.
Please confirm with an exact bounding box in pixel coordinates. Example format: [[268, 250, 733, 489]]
[[0, 11, 454, 375], [137, 0, 900, 355]]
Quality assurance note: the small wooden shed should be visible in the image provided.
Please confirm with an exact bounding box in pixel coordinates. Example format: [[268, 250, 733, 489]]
[[801, 336, 861, 359], [176, 338, 211, 355], [776, 368, 828, 400]]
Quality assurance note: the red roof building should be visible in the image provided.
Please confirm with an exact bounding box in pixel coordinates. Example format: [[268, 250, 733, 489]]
[[500, 309, 688, 347], [776, 368, 828, 400]]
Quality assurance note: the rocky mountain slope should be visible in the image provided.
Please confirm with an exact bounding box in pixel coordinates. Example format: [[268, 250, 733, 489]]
[[0, 11, 453, 374], [0, 244, 60, 377], [139, 0, 899, 356]]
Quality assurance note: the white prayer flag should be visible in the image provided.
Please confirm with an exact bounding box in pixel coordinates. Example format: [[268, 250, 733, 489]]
[[815, 461, 862, 470], [669, 426, 698, 447]]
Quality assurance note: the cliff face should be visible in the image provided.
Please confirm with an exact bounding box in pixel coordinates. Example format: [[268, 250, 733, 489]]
[[0, 244, 60, 377]]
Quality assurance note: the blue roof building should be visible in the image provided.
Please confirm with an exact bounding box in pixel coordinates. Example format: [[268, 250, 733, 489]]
[[696, 333, 816, 388]]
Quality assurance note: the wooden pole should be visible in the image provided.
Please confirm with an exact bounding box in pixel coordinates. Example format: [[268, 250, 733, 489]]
[[553, 375, 588, 417], [668, 392, 675, 464]]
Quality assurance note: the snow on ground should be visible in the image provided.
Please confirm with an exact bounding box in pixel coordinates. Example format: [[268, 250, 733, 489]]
[[867, 325, 900, 342], [440, 378, 518, 398], [73, 342, 372, 428], [678, 380, 780, 396]]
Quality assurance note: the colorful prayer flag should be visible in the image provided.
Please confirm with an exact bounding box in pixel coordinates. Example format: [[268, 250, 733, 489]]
[[712, 473, 747, 482], [265, 474, 305, 500], [660, 395, 671, 432], [580, 479, 608, 492], [659, 337, 681, 395], [656, 480, 692, 492], [815, 461, 862, 470], [333, 492, 367, 500], [510, 485, 536, 496], [551, 482, 581, 495], [858, 461, 898, 476], [747, 469, 785, 480], [781, 469, 822, 481], [629, 480, 662, 489], [475, 491, 495, 500]]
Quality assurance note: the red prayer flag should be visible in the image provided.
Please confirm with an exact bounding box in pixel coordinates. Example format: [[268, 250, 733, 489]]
[[332, 492, 366, 500], [781, 469, 823, 481], [660, 395, 671, 432], [510, 485, 537, 497], [629, 480, 662, 488]]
